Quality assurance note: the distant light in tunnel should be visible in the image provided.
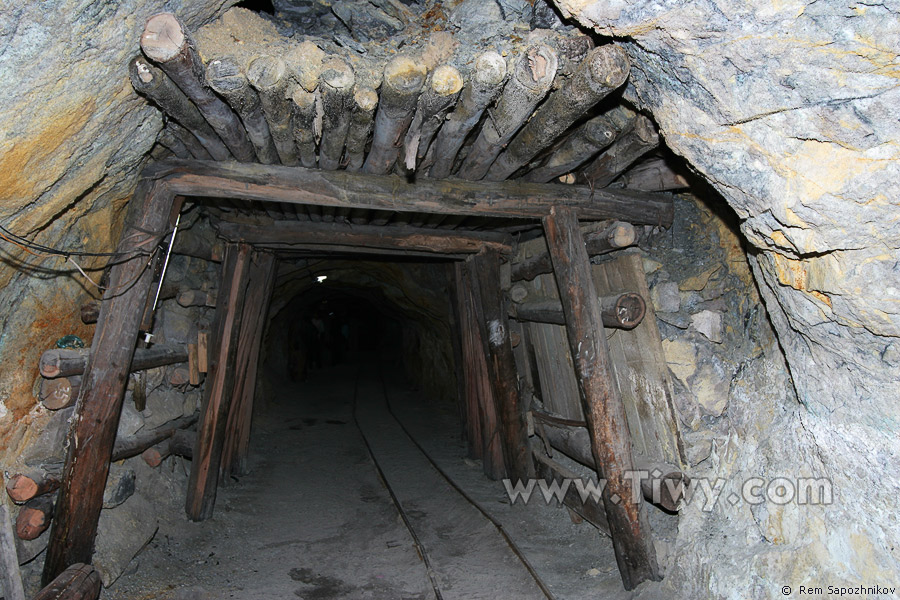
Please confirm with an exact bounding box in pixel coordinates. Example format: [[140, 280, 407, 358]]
[[316, 275, 327, 283]]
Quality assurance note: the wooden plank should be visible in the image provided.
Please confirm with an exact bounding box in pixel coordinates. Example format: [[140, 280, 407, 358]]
[[197, 329, 209, 373], [523, 271, 583, 421], [185, 243, 253, 521], [543, 206, 659, 590], [42, 178, 176, 584], [592, 254, 684, 467], [147, 158, 676, 226], [216, 220, 513, 255], [222, 251, 277, 478], [187, 343, 200, 385], [470, 250, 532, 482]]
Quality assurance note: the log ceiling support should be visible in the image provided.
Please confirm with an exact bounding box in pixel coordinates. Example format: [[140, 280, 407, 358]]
[[147, 158, 674, 226], [42, 179, 178, 585], [542, 206, 660, 590], [186, 243, 253, 521]]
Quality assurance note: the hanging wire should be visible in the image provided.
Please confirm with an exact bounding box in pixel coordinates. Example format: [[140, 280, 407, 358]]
[[0, 221, 173, 294]]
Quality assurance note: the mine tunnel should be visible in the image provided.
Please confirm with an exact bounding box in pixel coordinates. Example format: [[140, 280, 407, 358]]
[[1, 1, 898, 599]]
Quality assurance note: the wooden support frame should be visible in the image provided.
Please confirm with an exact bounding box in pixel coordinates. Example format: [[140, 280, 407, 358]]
[[221, 250, 277, 478], [146, 158, 675, 226], [542, 206, 660, 590], [186, 243, 253, 521], [42, 179, 178, 584]]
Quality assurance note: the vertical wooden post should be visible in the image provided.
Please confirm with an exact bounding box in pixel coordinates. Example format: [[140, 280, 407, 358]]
[[542, 206, 659, 590], [185, 243, 252, 521], [222, 251, 277, 478], [42, 179, 176, 584], [457, 260, 505, 478], [469, 250, 532, 482], [445, 264, 470, 448], [453, 263, 484, 462]]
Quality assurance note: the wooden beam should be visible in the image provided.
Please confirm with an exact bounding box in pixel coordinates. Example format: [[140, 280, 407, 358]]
[[146, 158, 675, 226], [110, 413, 198, 463], [215, 220, 513, 255], [532, 450, 610, 535], [542, 206, 659, 590], [222, 251, 277, 478], [33, 563, 101, 600], [266, 245, 468, 261], [510, 220, 635, 282], [470, 251, 532, 483], [511, 292, 647, 330], [42, 179, 176, 584], [533, 418, 689, 512], [185, 243, 253, 521], [39, 345, 188, 379]]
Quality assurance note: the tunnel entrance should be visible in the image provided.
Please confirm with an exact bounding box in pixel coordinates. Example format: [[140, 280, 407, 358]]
[[30, 149, 689, 596]]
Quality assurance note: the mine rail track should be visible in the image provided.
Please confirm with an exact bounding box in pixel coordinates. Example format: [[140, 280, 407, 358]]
[[351, 362, 556, 600]]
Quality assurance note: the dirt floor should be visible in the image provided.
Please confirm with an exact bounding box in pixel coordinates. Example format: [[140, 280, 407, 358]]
[[103, 359, 629, 599]]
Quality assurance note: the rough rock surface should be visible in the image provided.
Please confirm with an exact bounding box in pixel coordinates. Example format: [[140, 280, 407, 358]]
[[555, 0, 900, 595], [0, 0, 237, 462], [94, 492, 159, 587]]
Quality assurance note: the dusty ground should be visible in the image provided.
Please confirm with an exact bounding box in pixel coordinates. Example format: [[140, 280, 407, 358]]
[[104, 359, 628, 599]]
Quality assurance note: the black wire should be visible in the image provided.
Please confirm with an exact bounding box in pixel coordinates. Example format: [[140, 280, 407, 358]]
[[0, 223, 163, 259]]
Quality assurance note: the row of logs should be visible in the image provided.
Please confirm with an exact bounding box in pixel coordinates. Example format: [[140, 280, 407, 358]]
[[5, 418, 196, 542], [132, 13, 662, 188]]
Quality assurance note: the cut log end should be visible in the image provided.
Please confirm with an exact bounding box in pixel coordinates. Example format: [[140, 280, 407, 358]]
[[292, 87, 316, 109], [321, 57, 355, 91], [633, 114, 659, 145], [6, 475, 37, 504], [474, 51, 507, 87], [131, 57, 155, 84], [609, 222, 636, 248], [141, 13, 185, 63], [432, 65, 463, 96], [611, 293, 646, 329], [247, 55, 286, 91], [206, 57, 246, 94], [587, 44, 631, 91], [354, 87, 379, 112], [383, 56, 427, 93], [520, 45, 558, 89]]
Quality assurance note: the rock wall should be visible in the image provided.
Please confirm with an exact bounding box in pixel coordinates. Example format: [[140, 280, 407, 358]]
[[0, 0, 236, 463], [555, 0, 900, 596], [0, 2, 234, 590]]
